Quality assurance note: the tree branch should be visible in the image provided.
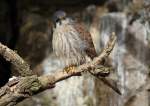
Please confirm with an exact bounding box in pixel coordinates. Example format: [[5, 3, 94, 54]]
[[0, 33, 116, 106], [0, 43, 33, 76]]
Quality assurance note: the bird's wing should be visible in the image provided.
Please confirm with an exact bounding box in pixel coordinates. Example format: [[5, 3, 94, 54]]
[[74, 23, 97, 59]]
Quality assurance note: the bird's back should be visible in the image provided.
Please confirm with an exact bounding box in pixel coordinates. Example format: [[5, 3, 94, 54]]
[[73, 23, 97, 59]]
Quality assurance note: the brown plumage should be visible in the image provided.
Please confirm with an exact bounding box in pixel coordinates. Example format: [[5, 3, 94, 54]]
[[73, 23, 97, 59], [52, 10, 97, 67]]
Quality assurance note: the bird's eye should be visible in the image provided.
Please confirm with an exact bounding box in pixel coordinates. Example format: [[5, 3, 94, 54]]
[[61, 17, 65, 20]]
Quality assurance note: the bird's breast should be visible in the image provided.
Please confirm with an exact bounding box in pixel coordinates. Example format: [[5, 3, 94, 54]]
[[52, 24, 87, 66]]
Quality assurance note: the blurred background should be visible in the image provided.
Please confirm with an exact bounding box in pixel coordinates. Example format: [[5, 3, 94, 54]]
[[0, 0, 150, 106]]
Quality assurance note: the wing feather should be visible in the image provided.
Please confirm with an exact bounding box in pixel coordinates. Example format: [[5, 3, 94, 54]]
[[73, 23, 97, 59]]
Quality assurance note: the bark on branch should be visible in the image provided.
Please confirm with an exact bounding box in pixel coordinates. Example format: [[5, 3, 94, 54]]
[[0, 43, 33, 76], [0, 33, 116, 106]]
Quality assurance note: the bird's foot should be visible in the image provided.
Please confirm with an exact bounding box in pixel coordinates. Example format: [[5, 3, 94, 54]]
[[63, 65, 76, 74]]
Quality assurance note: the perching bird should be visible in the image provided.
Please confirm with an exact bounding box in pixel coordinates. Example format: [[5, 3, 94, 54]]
[[52, 10, 96, 67], [52, 10, 121, 95]]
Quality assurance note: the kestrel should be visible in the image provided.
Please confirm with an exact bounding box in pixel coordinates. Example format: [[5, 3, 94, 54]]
[[52, 10, 97, 68], [52, 10, 121, 94]]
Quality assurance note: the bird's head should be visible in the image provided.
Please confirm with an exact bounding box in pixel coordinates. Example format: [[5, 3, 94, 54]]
[[52, 10, 74, 28], [53, 10, 66, 23]]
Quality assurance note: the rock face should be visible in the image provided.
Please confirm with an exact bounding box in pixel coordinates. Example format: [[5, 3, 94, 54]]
[[16, 13, 52, 69], [99, 13, 150, 106]]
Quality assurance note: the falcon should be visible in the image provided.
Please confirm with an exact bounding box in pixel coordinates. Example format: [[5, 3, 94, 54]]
[[52, 10, 121, 95], [52, 10, 97, 68]]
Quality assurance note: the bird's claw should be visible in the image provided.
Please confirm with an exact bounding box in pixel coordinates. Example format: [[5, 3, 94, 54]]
[[64, 66, 76, 74]]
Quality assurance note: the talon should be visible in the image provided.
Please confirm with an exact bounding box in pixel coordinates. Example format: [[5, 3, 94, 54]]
[[64, 66, 76, 73]]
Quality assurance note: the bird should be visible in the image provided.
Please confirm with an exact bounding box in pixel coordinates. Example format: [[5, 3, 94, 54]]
[[52, 10, 97, 68], [52, 10, 121, 95]]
